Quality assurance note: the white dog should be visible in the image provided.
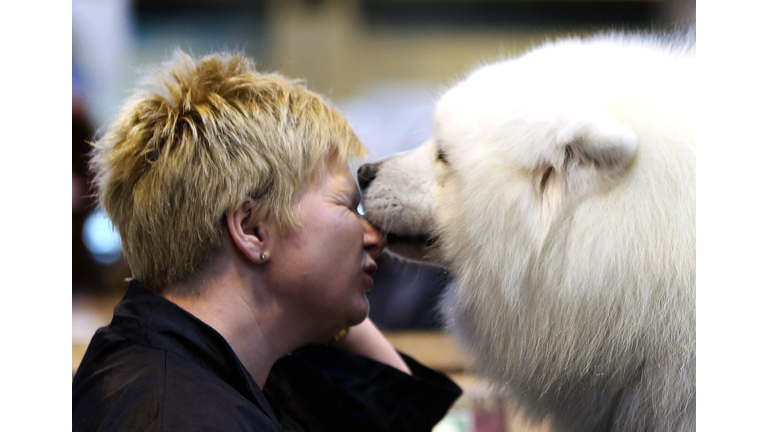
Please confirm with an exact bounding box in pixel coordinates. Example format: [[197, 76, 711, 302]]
[[359, 33, 695, 432]]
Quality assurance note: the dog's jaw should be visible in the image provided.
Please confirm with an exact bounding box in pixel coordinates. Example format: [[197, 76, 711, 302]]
[[383, 233, 446, 267]]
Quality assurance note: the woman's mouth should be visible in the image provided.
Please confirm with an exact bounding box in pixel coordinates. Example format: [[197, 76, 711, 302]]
[[363, 261, 378, 277]]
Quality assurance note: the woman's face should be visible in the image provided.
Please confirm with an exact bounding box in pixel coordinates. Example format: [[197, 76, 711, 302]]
[[268, 166, 386, 340]]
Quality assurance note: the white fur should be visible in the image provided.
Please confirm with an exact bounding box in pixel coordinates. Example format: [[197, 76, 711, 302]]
[[362, 33, 695, 432]]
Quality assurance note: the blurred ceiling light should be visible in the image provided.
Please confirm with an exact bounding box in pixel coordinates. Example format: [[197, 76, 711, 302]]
[[82, 208, 123, 264]]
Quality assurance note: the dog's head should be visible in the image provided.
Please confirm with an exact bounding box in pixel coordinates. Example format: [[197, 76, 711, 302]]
[[359, 66, 639, 266], [360, 39, 693, 278]]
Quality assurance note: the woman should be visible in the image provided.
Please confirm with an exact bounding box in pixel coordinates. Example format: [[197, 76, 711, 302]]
[[72, 51, 461, 432]]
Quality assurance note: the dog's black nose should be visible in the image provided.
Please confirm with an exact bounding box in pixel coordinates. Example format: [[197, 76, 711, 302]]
[[357, 162, 381, 191]]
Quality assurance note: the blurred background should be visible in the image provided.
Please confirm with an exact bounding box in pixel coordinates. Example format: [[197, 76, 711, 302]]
[[72, 1, 694, 430]]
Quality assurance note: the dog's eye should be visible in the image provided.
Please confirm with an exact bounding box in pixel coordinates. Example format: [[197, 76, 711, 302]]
[[540, 166, 553, 192], [437, 147, 449, 164]]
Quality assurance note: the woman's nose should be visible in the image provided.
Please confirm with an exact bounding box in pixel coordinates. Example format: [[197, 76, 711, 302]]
[[363, 218, 387, 257]]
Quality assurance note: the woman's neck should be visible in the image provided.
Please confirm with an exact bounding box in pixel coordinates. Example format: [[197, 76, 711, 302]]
[[162, 259, 302, 388]]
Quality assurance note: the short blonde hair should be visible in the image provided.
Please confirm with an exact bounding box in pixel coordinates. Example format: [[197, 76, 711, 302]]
[[90, 51, 366, 291]]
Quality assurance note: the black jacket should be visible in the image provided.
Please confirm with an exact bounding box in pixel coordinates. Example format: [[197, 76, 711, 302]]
[[73, 282, 462, 431]]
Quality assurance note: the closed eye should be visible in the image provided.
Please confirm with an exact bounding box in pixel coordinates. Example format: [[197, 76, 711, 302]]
[[351, 190, 362, 215]]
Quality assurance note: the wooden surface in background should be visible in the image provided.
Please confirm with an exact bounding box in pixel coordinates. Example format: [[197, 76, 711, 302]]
[[383, 330, 470, 373]]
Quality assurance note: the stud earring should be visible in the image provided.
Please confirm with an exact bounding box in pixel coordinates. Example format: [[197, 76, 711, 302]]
[[260, 253, 268, 260]]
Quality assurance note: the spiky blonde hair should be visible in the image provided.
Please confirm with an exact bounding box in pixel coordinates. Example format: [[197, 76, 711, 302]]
[[90, 51, 366, 291]]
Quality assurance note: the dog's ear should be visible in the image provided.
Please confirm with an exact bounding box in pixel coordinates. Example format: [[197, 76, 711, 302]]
[[554, 120, 637, 172]]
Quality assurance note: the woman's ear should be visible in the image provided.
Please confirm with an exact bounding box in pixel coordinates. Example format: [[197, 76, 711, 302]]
[[226, 198, 271, 264]]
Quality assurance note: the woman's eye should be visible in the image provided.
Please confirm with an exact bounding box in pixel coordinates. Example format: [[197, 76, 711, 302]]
[[356, 203, 364, 215]]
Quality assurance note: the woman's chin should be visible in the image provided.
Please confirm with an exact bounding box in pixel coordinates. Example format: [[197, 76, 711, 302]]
[[347, 296, 370, 327]]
